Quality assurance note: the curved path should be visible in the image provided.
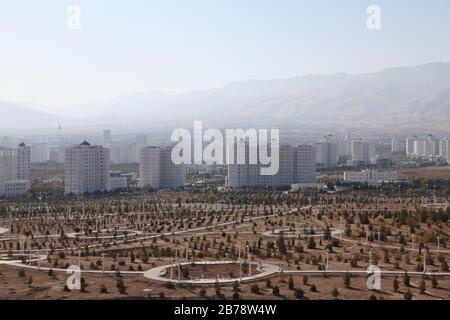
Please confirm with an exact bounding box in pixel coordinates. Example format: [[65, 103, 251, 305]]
[[143, 260, 280, 285]]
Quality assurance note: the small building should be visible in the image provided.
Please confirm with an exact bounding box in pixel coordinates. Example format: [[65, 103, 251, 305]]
[[0, 180, 31, 197], [344, 170, 399, 186]]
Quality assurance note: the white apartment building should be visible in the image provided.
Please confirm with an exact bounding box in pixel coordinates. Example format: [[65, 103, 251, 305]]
[[17, 143, 31, 181], [351, 140, 375, 166], [0, 148, 18, 182], [65, 141, 110, 194], [315, 135, 338, 168], [0, 143, 31, 196], [412, 135, 438, 158], [227, 144, 316, 188], [406, 136, 418, 156], [344, 170, 399, 186], [413, 139, 426, 156], [139, 146, 185, 189], [439, 138, 449, 158]]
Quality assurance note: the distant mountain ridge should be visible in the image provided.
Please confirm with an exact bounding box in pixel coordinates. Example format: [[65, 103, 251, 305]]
[[2, 62, 450, 133]]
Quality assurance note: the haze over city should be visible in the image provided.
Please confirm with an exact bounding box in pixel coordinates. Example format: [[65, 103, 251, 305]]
[[1, 0, 450, 308], [1, 0, 450, 135]]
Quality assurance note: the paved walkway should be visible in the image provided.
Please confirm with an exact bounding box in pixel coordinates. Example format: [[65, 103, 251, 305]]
[[143, 260, 281, 285]]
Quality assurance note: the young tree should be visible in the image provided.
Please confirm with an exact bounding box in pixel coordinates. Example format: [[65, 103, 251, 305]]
[[307, 237, 316, 250], [294, 288, 304, 299], [393, 277, 399, 293], [116, 278, 126, 294], [344, 272, 351, 289], [100, 284, 108, 294], [251, 284, 260, 294], [288, 275, 295, 290], [403, 271, 410, 287], [431, 276, 438, 289], [233, 281, 240, 293], [331, 287, 340, 298], [404, 290, 413, 300], [276, 234, 287, 256], [419, 278, 426, 294], [272, 285, 280, 296]]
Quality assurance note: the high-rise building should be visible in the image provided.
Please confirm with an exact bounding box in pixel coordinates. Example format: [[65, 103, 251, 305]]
[[351, 140, 375, 166], [439, 138, 448, 157], [315, 135, 338, 168], [0, 143, 31, 196], [102, 129, 112, 147], [0, 148, 18, 182], [294, 144, 317, 184], [139, 146, 185, 189], [425, 135, 438, 156], [227, 144, 316, 188], [413, 139, 426, 156], [406, 136, 418, 156], [65, 141, 110, 194], [17, 143, 31, 181]]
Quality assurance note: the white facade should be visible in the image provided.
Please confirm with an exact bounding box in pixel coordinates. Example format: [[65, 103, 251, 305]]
[[344, 170, 399, 186], [227, 144, 316, 188], [107, 176, 128, 191], [0, 143, 31, 196], [413, 139, 426, 156], [65, 141, 110, 194], [0, 149, 18, 182], [412, 136, 439, 157], [351, 140, 375, 165], [406, 136, 417, 155], [439, 138, 449, 158], [0, 180, 31, 197], [315, 135, 338, 168], [139, 146, 185, 189]]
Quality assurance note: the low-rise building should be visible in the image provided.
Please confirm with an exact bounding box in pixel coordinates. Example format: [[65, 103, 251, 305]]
[[0, 180, 31, 197], [343, 170, 399, 186]]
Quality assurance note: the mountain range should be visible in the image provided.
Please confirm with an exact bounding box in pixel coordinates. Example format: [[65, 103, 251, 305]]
[[2, 62, 450, 134]]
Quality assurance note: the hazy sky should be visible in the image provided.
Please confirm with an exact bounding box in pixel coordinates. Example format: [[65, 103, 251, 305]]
[[1, 0, 450, 107]]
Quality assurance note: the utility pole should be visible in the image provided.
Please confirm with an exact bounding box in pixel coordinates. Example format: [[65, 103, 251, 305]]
[[423, 252, 427, 274], [247, 246, 252, 277]]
